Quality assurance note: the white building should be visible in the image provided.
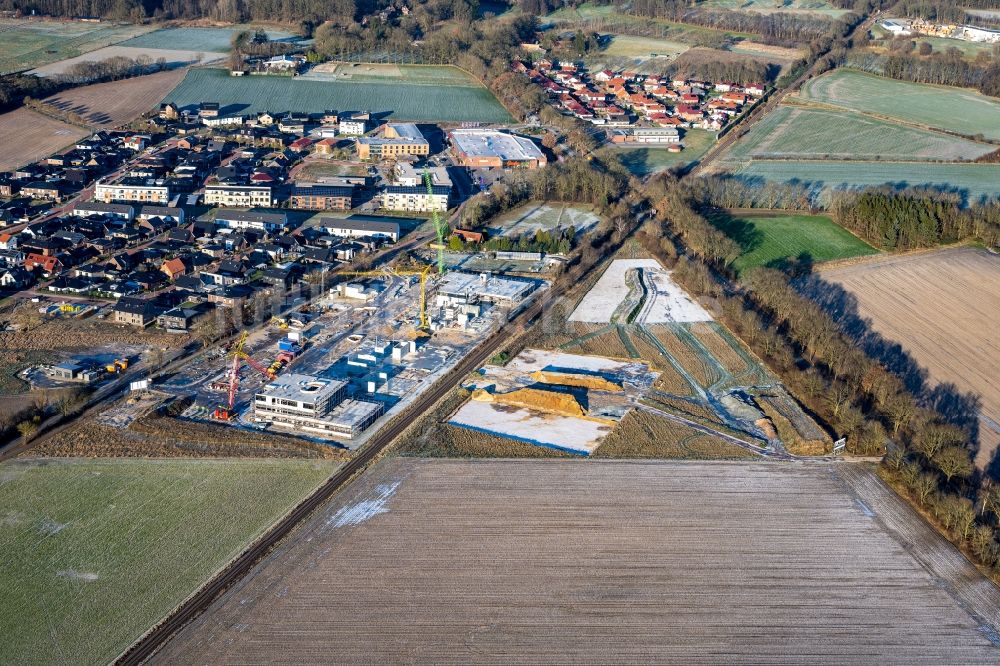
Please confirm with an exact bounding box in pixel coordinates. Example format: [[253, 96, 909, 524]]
[[253, 373, 383, 439], [320, 217, 400, 241], [381, 185, 450, 213], [204, 185, 273, 207], [338, 120, 367, 135], [95, 181, 170, 204], [214, 209, 288, 232], [881, 19, 913, 35]]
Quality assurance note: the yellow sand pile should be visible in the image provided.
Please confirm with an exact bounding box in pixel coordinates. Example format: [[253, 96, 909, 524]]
[[472, 387, 587, 417], [530, 369, 623, 392]]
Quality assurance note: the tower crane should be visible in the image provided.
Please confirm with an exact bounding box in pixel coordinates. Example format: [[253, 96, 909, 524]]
[[338, 264, 434, 330], [424, 167, 449, 274], [213, 331, 275, 420]]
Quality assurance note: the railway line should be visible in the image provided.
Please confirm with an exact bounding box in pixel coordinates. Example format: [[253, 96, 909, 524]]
[[114, 284, 547, 665]]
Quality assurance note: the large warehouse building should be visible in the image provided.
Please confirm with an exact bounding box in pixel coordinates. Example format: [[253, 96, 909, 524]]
[[449, 129, 547, 169]]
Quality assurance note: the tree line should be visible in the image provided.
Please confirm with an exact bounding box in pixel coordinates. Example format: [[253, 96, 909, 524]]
[[846, 50, 1000, 98], [829, 189, 1000, 250], [624, 0, 856, 46], [640, 174, 1000, 577]]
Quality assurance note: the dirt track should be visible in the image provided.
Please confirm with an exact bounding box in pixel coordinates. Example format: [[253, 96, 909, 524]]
[[820, 247, 1000, 469], [152, 459, 1000, 665]]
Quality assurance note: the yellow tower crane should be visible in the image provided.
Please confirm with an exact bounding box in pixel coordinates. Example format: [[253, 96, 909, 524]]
[[337, 264, 434, 330]]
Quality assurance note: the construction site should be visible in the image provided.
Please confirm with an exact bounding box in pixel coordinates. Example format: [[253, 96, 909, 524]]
[[155, 266, 542, 449]]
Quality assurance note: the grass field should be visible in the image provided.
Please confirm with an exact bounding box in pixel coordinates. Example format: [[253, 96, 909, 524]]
[[819, 247, 1000, 469], [487, 201, 600, 237], [698, 0, 851, 16], [43, 68, 188, 129], [798, 69, 1000, 140], [584, 34, 690, 71], [305, 62, 482, 86], [723, 105, 994, 162], [709, 212, 880, 272], [593, 408, 755, 458], [0, 19, 153, 74], [152, 458, 1000, 664], [121, 26, 297, 53], [0, 108, 89, 171], [0, 457, 338, 666], [164, 68, 512, 122], [607, 128, 716, 175], [31, 45, 222, 76], [727, 159, 1000, 203]]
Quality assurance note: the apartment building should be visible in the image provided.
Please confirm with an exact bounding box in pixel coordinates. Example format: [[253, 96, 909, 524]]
[[289, 182, 355, 211], [95, 180, 171, 204], [204, 184, 273, 207], [356, 123, 430, 160]]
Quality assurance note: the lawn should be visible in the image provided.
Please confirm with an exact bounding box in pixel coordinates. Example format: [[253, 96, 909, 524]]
[[697, 0, 851, 15], [798, 69, 1000, 140], [722, 105, 994, 162], [164, 67, 512, 122], [708, 212, 878, 273], [0, 19, 153, 74], [608, 128, 716, 175], [729, 160, 1000, 204], [0, 457, 338, 666], [120, 25, 297, 53]]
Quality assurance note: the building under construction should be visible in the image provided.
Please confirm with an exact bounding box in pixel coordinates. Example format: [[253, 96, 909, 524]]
[[253, 373, 383, 439]]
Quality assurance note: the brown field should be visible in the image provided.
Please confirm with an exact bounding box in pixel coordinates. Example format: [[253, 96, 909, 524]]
[[648, 324, 723, 388], [0, 306, 187, 355], [29, 408, 346, 459], [593, 408, 752, 458], [41, 68, 187, 129], [153, 458, 1000, 665], [0, 107, 88, 171], [562, 326, 633, 359], [630, 331, 695, 395], [820, 247, 1000, 469], [690, 322, 749, 376]]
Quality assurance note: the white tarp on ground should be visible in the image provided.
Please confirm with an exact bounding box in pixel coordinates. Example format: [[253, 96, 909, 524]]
[[449, 399, 611, 455], [568, 258, 712, 324]]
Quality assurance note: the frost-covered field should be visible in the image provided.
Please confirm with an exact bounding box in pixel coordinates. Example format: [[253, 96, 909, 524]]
[[569, 259, 711, 324]]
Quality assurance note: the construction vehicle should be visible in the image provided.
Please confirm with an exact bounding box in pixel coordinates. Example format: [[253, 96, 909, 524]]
[[338, 264, 434, 330], [105, 358, 129, 374], [213, 331, 275, 420], [271, 316, 289, 330]]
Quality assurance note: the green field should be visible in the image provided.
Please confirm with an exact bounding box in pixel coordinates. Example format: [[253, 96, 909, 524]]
[[303, 62, 482, 86], [798, 69, 1000, 140], [121, 25, 297, 53], [729, 160, 1000, 204], [0, 19, 153, 74], [164, 68, 512, 122], [608, 129, 716, 176], [723, 105, 994, 162], [0, 457, 337, 665], [708, 212, 878, 273]]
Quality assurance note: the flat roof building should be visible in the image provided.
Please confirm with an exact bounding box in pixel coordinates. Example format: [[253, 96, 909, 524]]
[[449, 129, 546, 169], [253, 373, 383, 439], [356, 123, 430, 160], [215, 209, 289, 232], [290, 182, 355, 211], [435, 271, 535, 308], [319, 217, 400, 242]]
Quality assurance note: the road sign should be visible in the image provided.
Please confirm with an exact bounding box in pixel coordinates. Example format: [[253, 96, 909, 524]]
[[833, 438, 847, 455]]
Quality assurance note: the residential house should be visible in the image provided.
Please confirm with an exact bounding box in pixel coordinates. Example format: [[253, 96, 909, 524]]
[[112, 296, 164, 327]]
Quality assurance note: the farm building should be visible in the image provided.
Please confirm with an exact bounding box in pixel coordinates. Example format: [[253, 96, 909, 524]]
[[356, 123, 429, 160], [610, 128, 680, 144], [449, 129, 546, 169]]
